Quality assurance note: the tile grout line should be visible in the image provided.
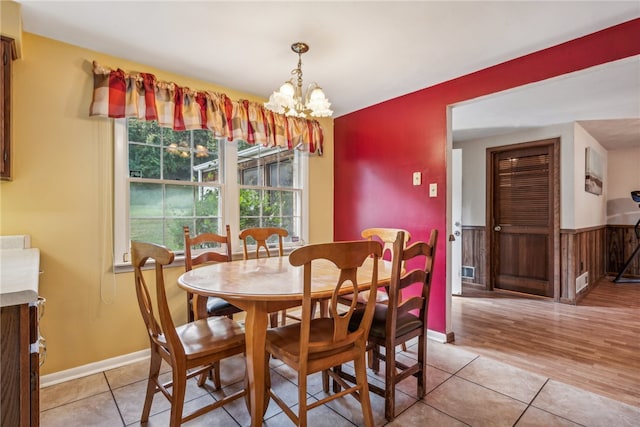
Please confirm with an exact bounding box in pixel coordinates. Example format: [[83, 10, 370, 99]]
[[103, 371, 127, 426], [517, 378, 589, 427]]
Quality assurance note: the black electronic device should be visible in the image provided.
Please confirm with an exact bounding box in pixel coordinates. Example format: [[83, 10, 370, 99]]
[[613, 190, 640, 283]]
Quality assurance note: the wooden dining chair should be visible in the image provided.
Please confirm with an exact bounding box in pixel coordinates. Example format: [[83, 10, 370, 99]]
[[131, 241, 246, 427], [338, 227, 411, 307], [334, 229, 438, 421], [239, 226, 325, 327], [239, 227, 289, 327], [338, 227, 411, 353], [183, 225, 241, 322], [239, 226, 288, 260], [265, 240, 383, 427]]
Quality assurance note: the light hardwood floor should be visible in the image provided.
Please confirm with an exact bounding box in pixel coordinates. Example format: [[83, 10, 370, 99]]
[[451, 276, 640, 407]]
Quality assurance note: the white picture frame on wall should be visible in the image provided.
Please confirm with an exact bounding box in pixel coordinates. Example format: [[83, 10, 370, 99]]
[[585, 147, 603, 195]]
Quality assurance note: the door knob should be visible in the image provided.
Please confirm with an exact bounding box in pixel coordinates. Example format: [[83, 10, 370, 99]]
[[494, 225, 502, 231]]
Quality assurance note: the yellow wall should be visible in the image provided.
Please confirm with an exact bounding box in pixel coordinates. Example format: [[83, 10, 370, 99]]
[[0, 0, 23, 57], [0, 33, 334, 374]]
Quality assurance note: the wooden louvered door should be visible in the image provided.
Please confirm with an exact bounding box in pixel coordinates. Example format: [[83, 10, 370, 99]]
[[487, 139, 559, 298]]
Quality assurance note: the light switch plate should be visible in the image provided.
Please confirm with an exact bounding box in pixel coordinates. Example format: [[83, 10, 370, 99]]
[[429, 183, 437, 197], [413, 172, 421, 186]]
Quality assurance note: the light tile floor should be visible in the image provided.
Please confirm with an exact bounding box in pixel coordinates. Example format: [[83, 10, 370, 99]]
[[40, 339, 640, 426]]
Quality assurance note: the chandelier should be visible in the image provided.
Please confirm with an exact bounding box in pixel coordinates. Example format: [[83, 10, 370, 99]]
[[264, 42, 333, 118]]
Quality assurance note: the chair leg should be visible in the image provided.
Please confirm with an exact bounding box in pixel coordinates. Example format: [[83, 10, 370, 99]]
[[319, 299, 328, 317], [169, 370, 187, 427], [269, 312, 278, 328], [385, 344, 396, 421], [298, 373, 308, 427], [331, 366, 341, 393], [200, 362, 221, 389], [322, 368, 330, 393], [417, 334, 426, 398], [371, 344, 381, 373], [354, 354, 374, 427], [141, 350, 162, 423]]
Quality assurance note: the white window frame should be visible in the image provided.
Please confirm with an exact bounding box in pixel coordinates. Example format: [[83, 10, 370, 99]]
[[113, 119, 309, 269]]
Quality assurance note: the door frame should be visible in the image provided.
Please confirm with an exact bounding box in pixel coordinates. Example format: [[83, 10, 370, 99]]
[[485, 138, 561, 301]]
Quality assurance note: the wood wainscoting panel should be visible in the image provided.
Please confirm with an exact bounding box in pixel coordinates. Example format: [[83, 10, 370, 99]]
[[606, 224, 640, 278], [560, 226, 605, 304], [461, 226, 486, 288], [465, 225, 612, 303]]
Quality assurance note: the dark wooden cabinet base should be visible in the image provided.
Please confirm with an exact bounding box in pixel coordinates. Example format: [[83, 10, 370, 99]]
[[1, 303, 39, 427]]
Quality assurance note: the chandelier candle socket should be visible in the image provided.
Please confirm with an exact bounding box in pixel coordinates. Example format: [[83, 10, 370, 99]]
[[264, 42, 333, 118]]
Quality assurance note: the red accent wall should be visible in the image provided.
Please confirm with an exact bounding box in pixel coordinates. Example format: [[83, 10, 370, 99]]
[[334, 18, 640, 335]]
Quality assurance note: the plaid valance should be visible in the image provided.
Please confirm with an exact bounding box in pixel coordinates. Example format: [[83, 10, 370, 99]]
[[89, 61, 323, 154]]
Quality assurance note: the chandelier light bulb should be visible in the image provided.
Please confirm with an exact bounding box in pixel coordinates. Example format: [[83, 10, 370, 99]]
[[279, 81, 295, 97]]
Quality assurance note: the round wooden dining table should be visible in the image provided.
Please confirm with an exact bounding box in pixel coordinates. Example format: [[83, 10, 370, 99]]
[[177, 255, 393, 427]]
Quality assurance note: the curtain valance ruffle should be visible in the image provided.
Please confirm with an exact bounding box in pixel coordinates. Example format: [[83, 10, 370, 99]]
[[89, 61, 323, 154]]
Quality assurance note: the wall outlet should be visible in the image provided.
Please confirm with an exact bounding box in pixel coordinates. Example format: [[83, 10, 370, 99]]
[[429, 183, 437, 197], [413, 172, 421, 186]]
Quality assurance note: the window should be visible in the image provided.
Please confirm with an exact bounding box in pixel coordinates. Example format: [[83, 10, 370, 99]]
[[237, 141, 301, 244], [114, 118, 307, 265]]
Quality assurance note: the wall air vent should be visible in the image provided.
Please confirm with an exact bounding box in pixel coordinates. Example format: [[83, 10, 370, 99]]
[[461, 266, 475, 280], [576, 271, 589, 293]]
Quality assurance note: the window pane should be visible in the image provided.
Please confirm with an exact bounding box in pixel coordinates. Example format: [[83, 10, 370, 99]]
[[264, 189, 281, 217], [195, 187, 220, 217], [196, 218, 222, 236], [130, 219, 164, 245], [130, 182, 162, 217], [278, 159, 293, 187], [281, 217, 295, 242], [165, 219, 189, 250], [128, 120, 161, 145], [129, 144, 161, 179], [241, 167, 258, 185], [240, 188, 261, 218], [237, 142, 264, 185], [240, 217, 260, 231], [193, 133, 220, 182], [281, 190, 294, 216], [164, 144, 192, 181], [165, 185, 194, 217]]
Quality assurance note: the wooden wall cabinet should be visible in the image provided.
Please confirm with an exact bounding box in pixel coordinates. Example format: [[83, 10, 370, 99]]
[[1, 36, 16, 181]]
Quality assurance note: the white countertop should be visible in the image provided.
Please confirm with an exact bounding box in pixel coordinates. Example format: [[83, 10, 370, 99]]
[[0, 248, 40, 307]]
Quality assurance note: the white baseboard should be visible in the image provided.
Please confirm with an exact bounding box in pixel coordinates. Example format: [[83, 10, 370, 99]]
[[427, 329, 449, 343], [40, 349, 150, 388], [41, 329, 449, 388]]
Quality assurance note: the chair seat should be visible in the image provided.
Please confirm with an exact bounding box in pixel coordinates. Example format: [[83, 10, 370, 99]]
[[349, 304, 422, 339], [206, 297, 241, 317], [177, 316, 245, 358], [266, 318, 355, 364], [339, 289, 389, 305]]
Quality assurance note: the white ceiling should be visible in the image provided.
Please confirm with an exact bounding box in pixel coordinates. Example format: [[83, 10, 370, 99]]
[[452, 56, 640, 149], [14, 0, 640, 148]]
